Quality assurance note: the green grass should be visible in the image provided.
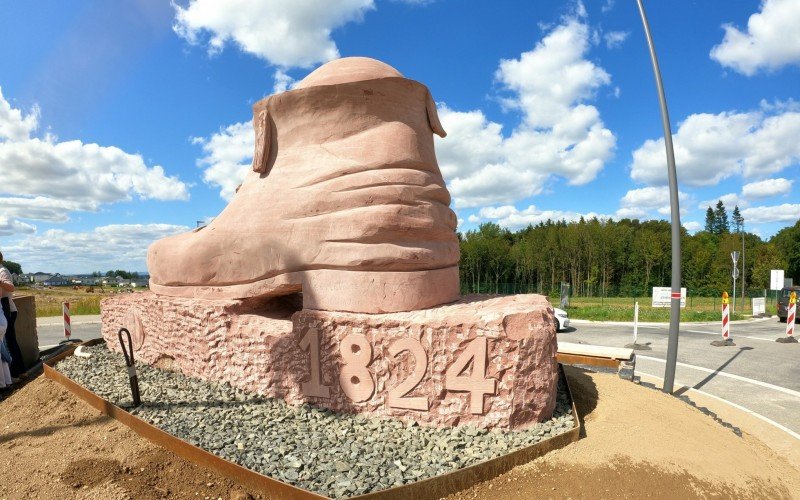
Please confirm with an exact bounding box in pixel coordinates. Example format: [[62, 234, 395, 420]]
[[35, 295, 104, 317], [14, 286, 123, 317], [563, 295, 762, 322]]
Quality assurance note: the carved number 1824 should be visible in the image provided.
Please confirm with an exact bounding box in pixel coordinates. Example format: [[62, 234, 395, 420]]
[[298, 331, 497, 414]]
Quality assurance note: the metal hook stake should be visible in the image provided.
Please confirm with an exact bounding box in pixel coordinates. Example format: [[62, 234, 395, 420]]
[[118, 328, 141, 407]]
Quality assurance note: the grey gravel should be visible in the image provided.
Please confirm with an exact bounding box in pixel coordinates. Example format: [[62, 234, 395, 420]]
[[57, 345, 575, 498]]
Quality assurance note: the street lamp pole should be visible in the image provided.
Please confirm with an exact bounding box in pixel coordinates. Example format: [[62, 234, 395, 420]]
[[636, 0, 682, 394]]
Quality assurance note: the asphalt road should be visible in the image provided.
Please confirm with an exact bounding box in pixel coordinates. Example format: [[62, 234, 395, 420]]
[[37, 317, 102, 347], [560, 317, 800, 438]]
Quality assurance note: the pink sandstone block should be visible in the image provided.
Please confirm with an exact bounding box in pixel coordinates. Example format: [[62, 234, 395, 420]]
[[101, 292, 558, 430]]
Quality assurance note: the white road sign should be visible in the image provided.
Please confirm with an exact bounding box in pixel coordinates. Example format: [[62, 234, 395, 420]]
[[652, 287, 686, 308], [752, 297, 766, 316], [771, 269, 785, 290]]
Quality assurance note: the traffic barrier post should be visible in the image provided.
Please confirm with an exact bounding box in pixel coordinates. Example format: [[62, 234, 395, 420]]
[[786, 292, 795, 337], [625, 301, 650, 350], [711, 292, 734, 346], [777, 292, 799, 343], [63, 301, 71, 340]]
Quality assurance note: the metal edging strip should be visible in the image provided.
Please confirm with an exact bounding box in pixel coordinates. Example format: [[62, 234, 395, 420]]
[[44, 342, 582, 499]]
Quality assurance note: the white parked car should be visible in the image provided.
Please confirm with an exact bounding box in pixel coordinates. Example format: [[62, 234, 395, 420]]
[[553, 307, 570, 332]]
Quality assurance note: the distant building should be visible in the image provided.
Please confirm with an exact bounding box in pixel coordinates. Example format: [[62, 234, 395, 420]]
[[42, 273, 69, 286], [12, 273, 37, 285], [14, 273, 35, 285], [31, 272, 53, 283]]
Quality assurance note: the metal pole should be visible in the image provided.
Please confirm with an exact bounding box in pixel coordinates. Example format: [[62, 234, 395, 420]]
[[742, 224, 746, 312], [636, 0, 682, 394]]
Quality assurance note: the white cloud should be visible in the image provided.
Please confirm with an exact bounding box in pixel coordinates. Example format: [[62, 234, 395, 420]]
[[473, 204, 607, 229], [741, 203, 800, 224], [683, 221, 702, 232], [630, 109, 800, 186], [0, 87, 38, 142], [618, 186, 690, 218], [173, 0, 375, 68], [603, 31, 628, 49], [437, 18, 615, 208], [272, 68, 296, 94], [698, 193, 743, 211], [0, 87, 189, 235], [193, 121, 253, 200], [601, 0, 615, 13], [710, 0, 800, 76], [0, 197, 99, 222], [5, 224, 190, 273], [0, 216, 35, 237], [742, 177, 793, 199]]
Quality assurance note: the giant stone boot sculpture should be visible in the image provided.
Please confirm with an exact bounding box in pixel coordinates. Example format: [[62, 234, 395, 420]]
[[148, 57, 460, 314], [103, 57, 559, 432]]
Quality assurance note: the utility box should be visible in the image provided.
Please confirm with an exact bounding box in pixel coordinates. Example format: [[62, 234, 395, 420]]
[[11, 295, 39, 369]]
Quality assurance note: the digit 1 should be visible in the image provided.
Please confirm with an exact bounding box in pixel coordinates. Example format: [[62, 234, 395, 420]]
[[298, 327, 330, 398]]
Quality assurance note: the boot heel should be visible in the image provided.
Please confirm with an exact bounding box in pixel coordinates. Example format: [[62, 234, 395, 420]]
[[302, 267, 459, 313]]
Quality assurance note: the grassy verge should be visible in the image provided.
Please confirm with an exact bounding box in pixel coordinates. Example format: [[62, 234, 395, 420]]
[[13, 286, 129, 317], [566, 305, 746, 322], [560, 295, 772, 322], [35, 295, 104, 317]]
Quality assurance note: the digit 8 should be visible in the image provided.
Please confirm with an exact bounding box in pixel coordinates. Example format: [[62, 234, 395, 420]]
[[339, 334, 374, 402]]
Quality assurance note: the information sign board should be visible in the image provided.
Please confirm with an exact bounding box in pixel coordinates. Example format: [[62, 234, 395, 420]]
[[652, 287, 686, 308]]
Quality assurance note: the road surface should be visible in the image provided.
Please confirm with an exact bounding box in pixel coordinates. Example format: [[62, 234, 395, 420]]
[[561, 317, 800, 438]]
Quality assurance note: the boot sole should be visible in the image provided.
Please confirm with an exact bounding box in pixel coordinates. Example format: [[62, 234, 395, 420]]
[[148, 266, 460, 314]]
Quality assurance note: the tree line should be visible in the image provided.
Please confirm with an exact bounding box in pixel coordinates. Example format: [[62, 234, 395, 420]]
[[459, 201, 799, 297]]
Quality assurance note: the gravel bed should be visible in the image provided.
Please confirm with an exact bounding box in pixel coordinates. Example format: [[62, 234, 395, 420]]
[[56, 345, 575, 498]]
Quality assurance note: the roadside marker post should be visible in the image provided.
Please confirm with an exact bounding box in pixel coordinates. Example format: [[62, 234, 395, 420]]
[[777, 291, 799, 343], [711, 292, 735, 347], [625, 301, 651, 350], [63, 301, 71, 340]]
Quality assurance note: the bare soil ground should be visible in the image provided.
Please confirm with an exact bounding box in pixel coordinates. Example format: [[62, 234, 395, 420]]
[[449, 366, 800, 500], [0, 376, 260, 500], [1, 366, 798, 499]]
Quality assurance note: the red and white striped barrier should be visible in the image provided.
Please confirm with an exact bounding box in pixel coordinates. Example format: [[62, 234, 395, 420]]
[[786, 291, 796, 338], [63, 301, 71, 339], [721, 291, 731, 341]]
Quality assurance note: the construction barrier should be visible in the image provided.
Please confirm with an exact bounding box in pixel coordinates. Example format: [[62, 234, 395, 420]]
[[63, 301, 71, 339], [721, 291, 731, 341], [786, 291, 796, 338]]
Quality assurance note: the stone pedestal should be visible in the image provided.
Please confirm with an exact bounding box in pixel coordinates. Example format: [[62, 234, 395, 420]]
[[101, 293, 558, 430]]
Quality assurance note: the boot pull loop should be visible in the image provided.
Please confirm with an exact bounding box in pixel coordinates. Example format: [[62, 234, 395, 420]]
[[426, 89, 447, 138], [118, 327, 142, 407], [252, 106, 272, 174]]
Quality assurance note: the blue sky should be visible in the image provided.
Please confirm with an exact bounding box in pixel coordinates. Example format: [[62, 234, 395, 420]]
[[1, 0, 799, 273]]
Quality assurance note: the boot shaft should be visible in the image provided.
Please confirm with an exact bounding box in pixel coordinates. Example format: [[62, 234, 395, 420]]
[[251, 78, 448, 192]]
